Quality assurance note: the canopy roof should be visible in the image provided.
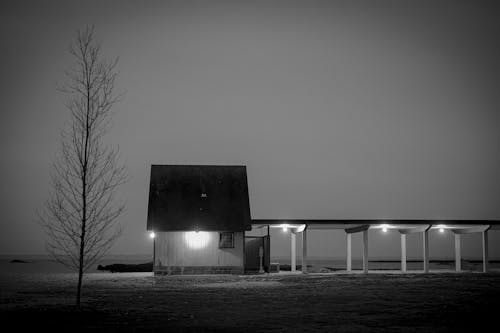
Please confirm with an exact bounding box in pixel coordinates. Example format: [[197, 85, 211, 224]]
[[252, 219, 500, 230]]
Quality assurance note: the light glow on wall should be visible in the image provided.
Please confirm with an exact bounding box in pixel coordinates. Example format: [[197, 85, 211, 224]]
[[149, 231, 156, 239], [184, 231, 210, 249]]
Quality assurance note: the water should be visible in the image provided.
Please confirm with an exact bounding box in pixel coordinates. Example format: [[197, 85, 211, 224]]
[[1, 254, 497, 275], [271, 257, 498, 272], [0, 254, 152, 275]]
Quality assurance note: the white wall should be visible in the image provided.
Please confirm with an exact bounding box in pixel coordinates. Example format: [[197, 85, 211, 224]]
[[155, 231, 244, 267]]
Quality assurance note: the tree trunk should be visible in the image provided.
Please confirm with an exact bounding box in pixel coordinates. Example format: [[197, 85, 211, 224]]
[[76, 169, 87, 307], [76, 264, 83, 307], [76, 72, 91, 308]]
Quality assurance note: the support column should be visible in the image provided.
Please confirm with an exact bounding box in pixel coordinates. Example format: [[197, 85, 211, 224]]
[[302, 228, 307, 273], [362, 230, 368, 273], [153, 236, 156, 272], [346, 233, 352, 272], [291, 232, 296, 272], [454, 233, 461, 272], [482, 229, 489, 273], [423, 228, 429, 273], [401, 234, 407, 273]]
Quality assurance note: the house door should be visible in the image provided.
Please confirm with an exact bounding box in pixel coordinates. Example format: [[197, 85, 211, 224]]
[[244, 236, 270, 273]]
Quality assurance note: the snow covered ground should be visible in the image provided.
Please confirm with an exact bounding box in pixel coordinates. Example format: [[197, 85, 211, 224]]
[[1, 269, 500, 331]]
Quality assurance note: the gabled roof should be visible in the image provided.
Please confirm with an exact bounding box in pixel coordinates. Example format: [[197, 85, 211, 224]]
[[147, 165, 252, 231]]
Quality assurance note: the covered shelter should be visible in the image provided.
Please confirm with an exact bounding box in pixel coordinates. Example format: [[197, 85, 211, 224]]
[[253, 220, 500, 273]]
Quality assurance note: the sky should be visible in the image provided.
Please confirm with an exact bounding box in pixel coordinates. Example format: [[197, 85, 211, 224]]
[[1, 0, 500, 259]]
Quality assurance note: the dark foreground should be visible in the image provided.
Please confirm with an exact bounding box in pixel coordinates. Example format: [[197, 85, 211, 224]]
[[1, 272, 500, 332]]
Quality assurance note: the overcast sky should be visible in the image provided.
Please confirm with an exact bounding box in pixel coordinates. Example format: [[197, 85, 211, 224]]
[[1, 0, 500, 259]]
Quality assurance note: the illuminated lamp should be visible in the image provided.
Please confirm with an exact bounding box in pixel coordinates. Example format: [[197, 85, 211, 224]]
[[296, 224, 306, 233]]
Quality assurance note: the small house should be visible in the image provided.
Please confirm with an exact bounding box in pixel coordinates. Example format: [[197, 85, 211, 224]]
[[147, 165, 264, 274]]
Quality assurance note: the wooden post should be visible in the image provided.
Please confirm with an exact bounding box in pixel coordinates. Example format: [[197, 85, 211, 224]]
[[423, 228, 429, 273], [346, 233, 352, 272], [482, 229, 489, 273], [291, 232, 296, 272], [454, 233, 461, 272], [362, 230, 368, 273], [302, 228, 307, 273], [401, 233, 407, 273]]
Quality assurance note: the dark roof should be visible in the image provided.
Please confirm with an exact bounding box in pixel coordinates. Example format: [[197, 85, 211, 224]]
[[147, 165, 252, 231]]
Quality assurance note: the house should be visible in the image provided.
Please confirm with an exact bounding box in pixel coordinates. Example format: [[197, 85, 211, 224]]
[[147, 165, 259, 274], [147, 164, 499, 275]]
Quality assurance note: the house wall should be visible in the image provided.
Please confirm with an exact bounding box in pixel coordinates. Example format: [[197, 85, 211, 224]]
[[154, 231, 244, 274]]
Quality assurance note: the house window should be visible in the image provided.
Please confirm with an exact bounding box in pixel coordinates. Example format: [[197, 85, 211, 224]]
[[219, 232, 234, 248]]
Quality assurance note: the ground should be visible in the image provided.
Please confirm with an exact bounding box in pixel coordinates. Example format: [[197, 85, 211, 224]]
[[1, 272, 500, 332]]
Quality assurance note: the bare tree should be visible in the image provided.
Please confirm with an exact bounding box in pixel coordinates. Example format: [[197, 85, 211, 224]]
[[39, 26, 126, 308]]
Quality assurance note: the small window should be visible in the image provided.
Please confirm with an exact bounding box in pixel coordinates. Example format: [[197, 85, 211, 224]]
[[219, 232, 234, 248]]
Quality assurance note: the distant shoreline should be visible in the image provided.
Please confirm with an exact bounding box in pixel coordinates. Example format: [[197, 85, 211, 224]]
[[2, 254, 499, 263]]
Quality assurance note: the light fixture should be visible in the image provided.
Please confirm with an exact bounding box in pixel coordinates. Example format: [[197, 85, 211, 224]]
[[296, 224, 306, 233], [380, 224, 389, 233], [282, 224, 288, 232], [149, 231, 156, 239], [439, 228, 445, 233]]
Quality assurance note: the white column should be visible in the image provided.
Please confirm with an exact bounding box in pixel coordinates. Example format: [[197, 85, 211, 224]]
[[302, 229, 307, 273], [423, 229, 429, 273], [482, 230, 489, 273], [454, 233, 461, 272], [153, 236, 156, 272], [291, 232, 296, 272], [346, 233, 352, 272], [362, 230, 368, 273], [401, 233, 407, 273]]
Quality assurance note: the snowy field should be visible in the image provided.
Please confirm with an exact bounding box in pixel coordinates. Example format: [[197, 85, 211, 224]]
[[1, 266, 500, 332]]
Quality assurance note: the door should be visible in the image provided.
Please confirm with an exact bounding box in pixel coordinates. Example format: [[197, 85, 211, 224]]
[[244, 236, 270, 273]]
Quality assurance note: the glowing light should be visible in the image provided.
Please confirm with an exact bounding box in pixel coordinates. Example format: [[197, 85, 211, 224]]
[[282, 224, 288, 232], [149, 232, 156, 239], [439, 228, 445, 233], [380, 224, 389, 233], [296, 224, 306, 233], [437, 224, 446, 233], [382, 227, 388, 233], [184, 231, 210, 249]]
